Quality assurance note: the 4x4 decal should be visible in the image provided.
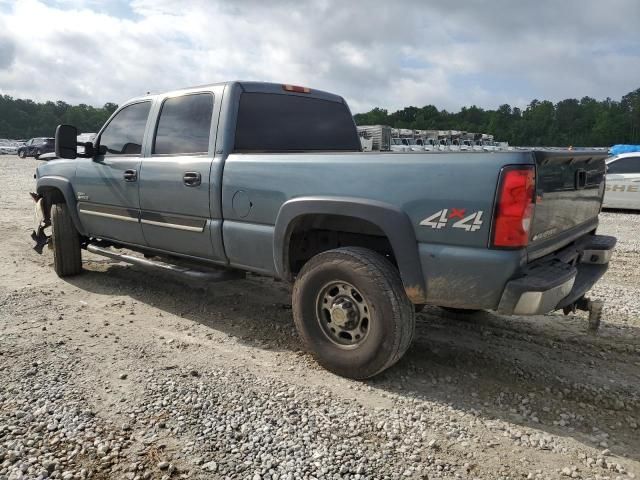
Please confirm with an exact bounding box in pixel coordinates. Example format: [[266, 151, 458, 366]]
[[420, 209, 484, 232]]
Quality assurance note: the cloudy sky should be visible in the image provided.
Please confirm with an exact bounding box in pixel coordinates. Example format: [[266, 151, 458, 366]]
[[0, 0, 639, 113]]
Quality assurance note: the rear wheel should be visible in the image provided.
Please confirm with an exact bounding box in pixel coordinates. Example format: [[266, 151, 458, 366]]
[[292, 247, 415, 379], [51, 203, 82, 277], [34, 149, 42, 159]]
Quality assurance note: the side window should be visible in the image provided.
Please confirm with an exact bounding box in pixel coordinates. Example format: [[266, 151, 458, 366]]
[[99, 101, 151, 155], [608, 157, 640, 174], [153, 93, 213, 155]]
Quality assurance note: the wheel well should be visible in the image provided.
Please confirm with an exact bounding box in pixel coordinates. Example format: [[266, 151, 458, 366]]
[[40, 187, 65, 204], [38, 187, 66, 219], [286, 214, 396, 278]]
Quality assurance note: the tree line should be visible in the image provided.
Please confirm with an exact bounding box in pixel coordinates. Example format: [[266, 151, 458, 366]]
[[0, 96, 118, 139], [354, 87, 640, 147], [1, 87, 639, 146]]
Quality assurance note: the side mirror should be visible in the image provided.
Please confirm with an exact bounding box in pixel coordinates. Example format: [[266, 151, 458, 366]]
[[55, 124, 78, 159]]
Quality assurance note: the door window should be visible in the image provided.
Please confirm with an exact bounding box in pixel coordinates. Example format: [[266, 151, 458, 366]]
[[99, 101, 151, 155], [607, 157, 640, 174], [152, 93, 214, 155]]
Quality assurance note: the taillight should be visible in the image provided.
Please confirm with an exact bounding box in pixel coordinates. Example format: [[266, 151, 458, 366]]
[[283, 84, 310, 93], [492, 165, 535, 248]]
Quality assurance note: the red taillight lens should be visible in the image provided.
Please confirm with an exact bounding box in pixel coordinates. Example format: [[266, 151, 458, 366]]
[[492, 166, 535, 248]]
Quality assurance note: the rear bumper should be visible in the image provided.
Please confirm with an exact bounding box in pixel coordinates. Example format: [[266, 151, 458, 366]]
[[496, 234, 616, 315]]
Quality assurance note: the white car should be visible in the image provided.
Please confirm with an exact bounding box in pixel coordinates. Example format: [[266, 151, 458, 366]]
[[390, 138, 411, 152], [603, 152, 640, 210]]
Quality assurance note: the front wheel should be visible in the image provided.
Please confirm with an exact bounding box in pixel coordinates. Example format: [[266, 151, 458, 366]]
[[51, 203, 82, 277], [18, 149, 26, 158], [292, 247, 415, 379]]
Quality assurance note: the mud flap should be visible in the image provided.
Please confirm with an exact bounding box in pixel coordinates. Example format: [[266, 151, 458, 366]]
[[30, 194, 50, 254]]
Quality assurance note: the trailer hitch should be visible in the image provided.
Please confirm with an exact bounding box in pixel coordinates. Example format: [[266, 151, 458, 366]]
[[563, 296, 603, 333]]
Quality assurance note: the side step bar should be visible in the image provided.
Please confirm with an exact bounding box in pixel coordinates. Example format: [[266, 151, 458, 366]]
[[86, 244, 245, 283]]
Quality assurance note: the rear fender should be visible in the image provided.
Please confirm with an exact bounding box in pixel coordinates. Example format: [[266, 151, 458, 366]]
[[273, 196, 427, 303]]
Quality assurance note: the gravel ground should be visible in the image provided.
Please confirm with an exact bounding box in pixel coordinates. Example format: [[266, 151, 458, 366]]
[[0, 155, 639, 480]]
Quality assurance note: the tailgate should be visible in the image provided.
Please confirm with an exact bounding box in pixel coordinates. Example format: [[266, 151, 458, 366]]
[[528, 150, 607, 259]]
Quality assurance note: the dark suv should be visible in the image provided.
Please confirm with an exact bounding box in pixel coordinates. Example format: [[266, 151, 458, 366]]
[[18, 138, 55, 159]]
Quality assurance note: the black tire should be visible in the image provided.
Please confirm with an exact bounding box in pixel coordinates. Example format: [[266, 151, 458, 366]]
[[51, 203, 82, 277], [292, 247, 415, 379], [34, 149, 41, 159], [18, 149, 26, 158]]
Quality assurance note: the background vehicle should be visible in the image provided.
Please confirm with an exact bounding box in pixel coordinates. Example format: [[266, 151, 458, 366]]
[[390, 137, 411, 151], [356, 125, 392, 151], [32, 133, 97, 161], [18, 137, 55, 158], [415, 137, 436, 151], [400, 137, 423, 151], [0, 139, 23, 154], [603, 152, 640, 210], [33, 81, 614, 379]]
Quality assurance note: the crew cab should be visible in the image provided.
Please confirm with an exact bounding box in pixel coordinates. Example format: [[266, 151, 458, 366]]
[[32, 81, 615, 379]]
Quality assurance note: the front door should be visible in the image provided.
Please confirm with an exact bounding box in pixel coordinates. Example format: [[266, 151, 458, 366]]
[[25, 139, 35, 155], [138, 92, 223, 260], [74, 101, 152, 245]]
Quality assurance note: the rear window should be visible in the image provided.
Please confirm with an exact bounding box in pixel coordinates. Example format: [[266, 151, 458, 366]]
[[234, 93, 360, 152]]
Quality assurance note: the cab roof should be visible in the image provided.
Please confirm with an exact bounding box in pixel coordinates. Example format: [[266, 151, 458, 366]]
[[128, 81, 345, 105]]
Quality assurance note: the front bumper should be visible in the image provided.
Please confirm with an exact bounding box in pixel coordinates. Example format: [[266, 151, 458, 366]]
[[496, 234, 616, 315]]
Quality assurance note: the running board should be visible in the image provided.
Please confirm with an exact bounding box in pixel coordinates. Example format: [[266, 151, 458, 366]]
[[86, 244, 245, 283]]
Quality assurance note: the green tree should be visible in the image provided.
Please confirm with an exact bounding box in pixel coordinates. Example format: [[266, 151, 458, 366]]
[[353, 86, 640, 147], [0, 95, 118, 139]]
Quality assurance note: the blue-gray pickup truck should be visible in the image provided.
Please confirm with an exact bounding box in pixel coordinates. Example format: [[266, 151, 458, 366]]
[[32, 81, 616, 379]]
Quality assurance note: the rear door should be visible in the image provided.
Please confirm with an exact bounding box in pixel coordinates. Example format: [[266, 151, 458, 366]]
[[139, 91, 224, 260], [605, 156, 640, 209], [74, 101, 152, 245]]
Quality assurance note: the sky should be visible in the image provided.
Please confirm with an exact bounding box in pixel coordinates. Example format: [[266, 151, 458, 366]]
[[0, 0, 639, 114]]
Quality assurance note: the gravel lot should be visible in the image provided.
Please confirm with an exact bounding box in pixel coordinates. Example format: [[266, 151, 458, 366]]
[[1, 155, 639, 480]]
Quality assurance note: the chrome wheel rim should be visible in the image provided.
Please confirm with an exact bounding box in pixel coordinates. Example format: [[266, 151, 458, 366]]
[[316, 281, 371, 349]]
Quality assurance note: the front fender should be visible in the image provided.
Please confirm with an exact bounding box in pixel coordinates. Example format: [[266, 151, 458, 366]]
[[273, 196, 427, 303], [36, 176, 86, 235]]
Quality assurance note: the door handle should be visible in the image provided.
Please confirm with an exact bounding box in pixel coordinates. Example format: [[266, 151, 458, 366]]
[[183, 172, 202, 187], [123, 169, 137, 182]]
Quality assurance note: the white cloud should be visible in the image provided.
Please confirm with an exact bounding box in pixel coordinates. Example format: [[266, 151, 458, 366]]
[[0, 0, 639, 113]]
